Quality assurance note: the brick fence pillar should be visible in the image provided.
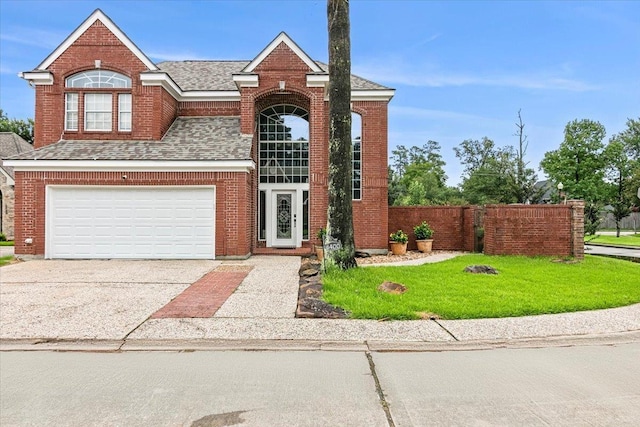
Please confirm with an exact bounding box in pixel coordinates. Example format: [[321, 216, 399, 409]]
[[568, 200, 585, 260]]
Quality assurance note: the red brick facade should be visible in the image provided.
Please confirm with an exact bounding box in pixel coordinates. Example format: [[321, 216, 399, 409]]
[[14, 171, 253, 258], [14, 12, 391, 259]]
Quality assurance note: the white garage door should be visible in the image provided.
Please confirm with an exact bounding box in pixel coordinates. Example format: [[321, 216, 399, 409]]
[[47, 186, 215, 259]]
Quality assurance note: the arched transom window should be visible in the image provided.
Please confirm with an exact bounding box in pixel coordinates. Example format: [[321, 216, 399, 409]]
[[65, 70, 131, 88], [258, 105, 309, 184], [64, 70, 132, 132]]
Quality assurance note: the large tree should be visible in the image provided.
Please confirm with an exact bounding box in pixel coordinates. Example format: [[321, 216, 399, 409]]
[[0, 109, 34, 144], [540, 119, 608, 201], [326, 0, 356, 269], [604, 117, 640, 236], [389, 141, 453, 205], [454, 137, 519, 204], [541, 119, 608, 235]]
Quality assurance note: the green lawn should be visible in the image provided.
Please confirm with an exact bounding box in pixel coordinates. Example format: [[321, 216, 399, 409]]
[[585, 234, 640, 247], [0, 255, 14, 267], [322, 254, 640, 320], [0, 241, 14, 247]]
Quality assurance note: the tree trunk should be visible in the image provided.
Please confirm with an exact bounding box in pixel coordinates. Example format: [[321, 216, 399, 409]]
[[326, 0, 356, 269]]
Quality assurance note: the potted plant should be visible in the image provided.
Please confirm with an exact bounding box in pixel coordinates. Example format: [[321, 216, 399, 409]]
[[389, 229, 408, 255], [316, 227, 327, 260], [413, 221, 434, 253]]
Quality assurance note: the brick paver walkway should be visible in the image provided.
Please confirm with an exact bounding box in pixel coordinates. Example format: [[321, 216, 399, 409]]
[[151, 267, 251, 318]]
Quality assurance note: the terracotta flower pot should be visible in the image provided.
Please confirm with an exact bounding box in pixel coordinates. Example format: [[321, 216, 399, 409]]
[[416, 239, 433, 253], [315, 245, 324, 261], [389, 241, 407, 255]]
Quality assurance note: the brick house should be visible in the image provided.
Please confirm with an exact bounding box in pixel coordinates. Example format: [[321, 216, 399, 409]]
[[6, 9, 394, 259], [0, 132, 34, 240]]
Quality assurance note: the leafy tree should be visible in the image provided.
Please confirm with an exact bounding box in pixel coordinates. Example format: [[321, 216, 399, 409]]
[[389, 141, 460, 205], [540, 119, 608, 203], [454, 137, 519, 204], [604, 117, 640, 236], [603, 139, 631, 237], [326, 0, 356, 270], [615, 117, 640, 207], [0, 109, 34, 144]]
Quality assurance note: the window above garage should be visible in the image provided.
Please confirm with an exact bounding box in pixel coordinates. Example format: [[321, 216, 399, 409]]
[[64, 70, 132, 133]]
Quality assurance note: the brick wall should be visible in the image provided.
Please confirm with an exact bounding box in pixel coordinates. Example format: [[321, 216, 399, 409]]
[[484, 202, 584, 259], [388, 206, 470, 251], [13, 171, 252, 258], [389, 203, 584, 259]]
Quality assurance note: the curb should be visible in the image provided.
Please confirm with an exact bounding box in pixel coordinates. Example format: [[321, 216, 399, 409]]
[[2, 330, 638, 353]]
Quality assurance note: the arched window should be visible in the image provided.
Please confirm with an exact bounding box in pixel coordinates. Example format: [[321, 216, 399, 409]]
[[64, 70, 132, 132], [352, 112, 362, 200], [258, 105, 309, 184], [65, 70, 131, 88]]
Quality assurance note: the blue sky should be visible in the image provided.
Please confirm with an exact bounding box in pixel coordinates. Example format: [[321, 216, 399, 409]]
[[1, 0, 639, 185]]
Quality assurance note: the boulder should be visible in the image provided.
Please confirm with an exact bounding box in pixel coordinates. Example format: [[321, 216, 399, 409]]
[[377, 281, 408, 294], [464, 265, 499, 274]]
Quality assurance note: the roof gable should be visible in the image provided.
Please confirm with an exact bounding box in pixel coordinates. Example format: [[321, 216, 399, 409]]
[[242, 32, 322, 73], [36, 9, 157, 71]]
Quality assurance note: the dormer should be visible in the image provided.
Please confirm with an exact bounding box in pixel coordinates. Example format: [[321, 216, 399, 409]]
[[20, 9, 171, 147]]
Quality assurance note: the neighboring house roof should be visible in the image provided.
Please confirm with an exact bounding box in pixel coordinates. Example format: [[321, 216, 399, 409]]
[[156, 60, 390, 91], [7, 117, 252, 162], [534, 179, 553, 203], [0, 132, 34, 181]]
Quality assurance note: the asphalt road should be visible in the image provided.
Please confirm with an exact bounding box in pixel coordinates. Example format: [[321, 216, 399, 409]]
[[2, 342, 639, 426]]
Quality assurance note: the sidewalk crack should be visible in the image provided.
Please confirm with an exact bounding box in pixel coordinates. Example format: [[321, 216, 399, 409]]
[[365, 352, 396, 427], [432, 319, 459, 341]]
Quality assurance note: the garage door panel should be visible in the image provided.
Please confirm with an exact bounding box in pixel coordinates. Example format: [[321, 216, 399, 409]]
[[48, 187, 215, 259]]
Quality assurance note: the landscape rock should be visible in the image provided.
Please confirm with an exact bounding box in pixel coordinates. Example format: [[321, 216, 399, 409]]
[[377, 281, 408, 294], [464, 265, 499, 274], [355, 251, 371, 258]]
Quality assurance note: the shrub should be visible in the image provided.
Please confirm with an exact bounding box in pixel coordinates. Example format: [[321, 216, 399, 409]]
[[389, 229, 408, 243], [413, 221, 434, 240]]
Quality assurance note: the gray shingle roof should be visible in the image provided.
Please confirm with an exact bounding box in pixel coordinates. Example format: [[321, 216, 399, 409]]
[[157, 61, 248, 91], [7, 117, 252, 162], [315, 62, 389, 90], [156, 60, 390, 91], [0, 132, 34, 178]]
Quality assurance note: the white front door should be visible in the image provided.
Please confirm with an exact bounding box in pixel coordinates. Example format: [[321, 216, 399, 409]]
[[271, 190, 297, 247]]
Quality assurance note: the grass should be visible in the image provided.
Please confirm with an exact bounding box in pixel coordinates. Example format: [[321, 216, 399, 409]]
[[0, 255, 14, 267], [322, 254, 640, 320], [0, 241, 14, 246], [585, 234, 640, 247]]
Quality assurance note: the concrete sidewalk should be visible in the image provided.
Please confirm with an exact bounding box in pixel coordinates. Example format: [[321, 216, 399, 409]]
[[1, 254, 639, 352]]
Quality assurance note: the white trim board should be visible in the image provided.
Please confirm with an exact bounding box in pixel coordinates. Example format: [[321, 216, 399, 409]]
[[243, 32, 323, 73], [4, 160, 255, 173]]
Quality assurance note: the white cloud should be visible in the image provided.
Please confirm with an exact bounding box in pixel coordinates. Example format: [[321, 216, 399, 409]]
[[353, 61, 599, 92], [0, 28, 64, 50]]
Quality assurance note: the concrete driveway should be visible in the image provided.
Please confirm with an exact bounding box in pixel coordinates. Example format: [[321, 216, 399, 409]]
[[0, 260, 219, 340]]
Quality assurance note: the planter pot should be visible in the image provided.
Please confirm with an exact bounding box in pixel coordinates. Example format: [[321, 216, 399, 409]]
[[416, 239, 433, 253], [389, 241, 408, 255], [315, 245, 324, 261]]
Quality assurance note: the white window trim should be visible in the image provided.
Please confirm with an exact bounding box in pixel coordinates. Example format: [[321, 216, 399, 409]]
[[84, 93, 113, 132], [65, 93, 78, 131], [118, 93, 132, 132]]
